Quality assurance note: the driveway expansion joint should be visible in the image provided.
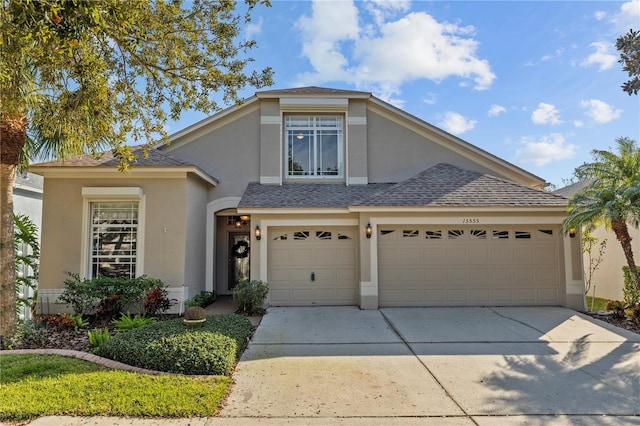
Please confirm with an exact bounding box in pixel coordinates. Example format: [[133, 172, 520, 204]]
[[378, 309, 479, 426]]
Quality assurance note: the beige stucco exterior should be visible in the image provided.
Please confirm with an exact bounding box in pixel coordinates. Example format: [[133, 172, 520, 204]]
[[32, 87, 585, 313], [584, 226, 640, 301]]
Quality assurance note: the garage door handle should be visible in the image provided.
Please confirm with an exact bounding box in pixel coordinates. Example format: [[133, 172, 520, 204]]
[[311, 272, 315, 281]]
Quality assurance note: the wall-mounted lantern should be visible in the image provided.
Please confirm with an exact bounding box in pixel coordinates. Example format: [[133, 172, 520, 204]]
[[365, 223, 372, 239], [255, 225, 262, 241]]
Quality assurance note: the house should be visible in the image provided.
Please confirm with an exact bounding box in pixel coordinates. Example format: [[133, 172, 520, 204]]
[[31, 87, 585, 313], [555, 181, 640, 301], [13, 171, 44, 320]]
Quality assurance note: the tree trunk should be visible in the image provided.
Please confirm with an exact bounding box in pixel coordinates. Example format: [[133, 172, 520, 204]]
[[0, 114, 28, 339], [611, 218, 640, 292]]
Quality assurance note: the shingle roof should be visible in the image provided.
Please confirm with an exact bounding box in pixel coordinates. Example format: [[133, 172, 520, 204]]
[[355, 163, 568, 207], [238, 182, 393, 208], [239, 164, 567, 209], [553, 180, 592, 198], [32, 145, 193, 168]]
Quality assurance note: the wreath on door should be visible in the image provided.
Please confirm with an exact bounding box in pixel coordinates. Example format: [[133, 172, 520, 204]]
[[231, 240, 250, 259]]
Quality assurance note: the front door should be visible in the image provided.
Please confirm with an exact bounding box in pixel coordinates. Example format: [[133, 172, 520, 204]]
[[228, 232, 250, 291]]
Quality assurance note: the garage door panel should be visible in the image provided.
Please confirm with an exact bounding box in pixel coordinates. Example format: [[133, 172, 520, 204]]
[[270, 289, 291, 304], [446, 289, 468, 303], [447, 268, 468, 282], [536, 267, 558, 282], [515, 289, 536, 302], [400, 248, 422, 264], [425, 289, 446, 303], [468, 268, 491, 281], [445, 247, 467, 261], [379, 226, 561, 307], [536, 247, 558, 263], [468, 247, 489, 264], [469, 289, 491, 303], [514, 268, 535, 281], [335, 248, 356, 264], [514, 247, 536, 264], [336, 267, 356, 281], [539, 289, 559, 302], [401, 268, 423, 281], [492, 268, 512, 281], [490, 246, 512, 262], [423, 248, 444, 264], [493, 289, 514, 302]]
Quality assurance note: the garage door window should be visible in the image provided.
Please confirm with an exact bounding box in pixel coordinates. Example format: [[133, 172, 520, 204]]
[[492, 230, 509, 239], [470, 230, 487, 239]]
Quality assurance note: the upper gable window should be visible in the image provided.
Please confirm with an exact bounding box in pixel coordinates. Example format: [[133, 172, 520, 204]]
[[285, 115, 344, 179]]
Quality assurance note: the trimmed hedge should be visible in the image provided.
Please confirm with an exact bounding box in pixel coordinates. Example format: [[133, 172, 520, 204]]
[[96, 314, 252, 375]]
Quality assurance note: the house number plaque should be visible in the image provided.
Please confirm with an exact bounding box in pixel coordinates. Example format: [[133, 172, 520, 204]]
[[462, 218, 480, 224]]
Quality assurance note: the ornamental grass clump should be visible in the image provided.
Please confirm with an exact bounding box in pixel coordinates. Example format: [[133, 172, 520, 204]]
[[184, 306, 206, 320], [96, 314, 252, 375]]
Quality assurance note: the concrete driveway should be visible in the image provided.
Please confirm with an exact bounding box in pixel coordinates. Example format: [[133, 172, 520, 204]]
[[221, 306, 640, 425]]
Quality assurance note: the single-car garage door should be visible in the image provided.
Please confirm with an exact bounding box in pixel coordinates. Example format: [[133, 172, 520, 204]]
[[378, 226, 562, 306], [268, 226, 358, 305]]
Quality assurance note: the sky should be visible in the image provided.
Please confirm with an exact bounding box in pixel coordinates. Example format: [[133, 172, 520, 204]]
[[168, 0, 640, 188]]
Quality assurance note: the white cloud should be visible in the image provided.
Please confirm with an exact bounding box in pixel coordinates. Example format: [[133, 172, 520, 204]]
[[541, 48, 564, 62], [573, 120, 585, 128], [488, 105, 506, 117], [594, 11, 606, 20], [515, 133, 577, 166], [422, 93, 437, 105], [580, 99, 623, 123], [296, 1, 496, 100], [438, 111, 477, 135], [531, 103, 562, 125], [245, 17, 263, 40], [581, 42, 617, 71], [612, 0, 640, 31]]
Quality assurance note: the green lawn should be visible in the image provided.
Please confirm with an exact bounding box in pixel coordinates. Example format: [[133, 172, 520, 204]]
[[586, 296, 612, 311], [0, 354, 230, 421]]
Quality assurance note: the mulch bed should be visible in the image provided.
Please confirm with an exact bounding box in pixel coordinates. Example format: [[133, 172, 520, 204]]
[[584, 311, 640, 335]]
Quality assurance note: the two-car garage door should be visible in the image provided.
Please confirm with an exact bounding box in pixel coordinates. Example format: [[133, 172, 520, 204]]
[[378, 226, 562, 306]]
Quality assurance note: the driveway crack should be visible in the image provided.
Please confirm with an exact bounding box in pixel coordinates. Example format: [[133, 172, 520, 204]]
[[379, 310, 479, 425]]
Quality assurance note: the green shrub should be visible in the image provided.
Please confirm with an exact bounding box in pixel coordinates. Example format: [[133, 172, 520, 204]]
[[57, 273, 97, 315], [88, 328, 110, 349], [69, 314, 89, 330], [112, 313, 156, 331], [96, 314, 252, 375], [606, 300, 627, 318], [58, 273, 169, 319], [232, 279, 268, 315], [185, 291, 216, 308], [622, 266, 640, 306], [4, 321, 48, 349], [143, 287, 175, 316]]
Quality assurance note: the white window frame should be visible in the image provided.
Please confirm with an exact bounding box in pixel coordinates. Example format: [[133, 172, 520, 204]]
[[284, 115, 344, 179], [81, 187, 145, 278]]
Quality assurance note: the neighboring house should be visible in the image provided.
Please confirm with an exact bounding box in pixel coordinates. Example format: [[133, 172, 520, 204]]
[[555, 181, 640, 301], [13, 171, 44, 320], [31, 87, 585, 313]]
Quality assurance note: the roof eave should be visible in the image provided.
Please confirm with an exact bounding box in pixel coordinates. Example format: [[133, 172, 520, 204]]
[[29, 166, 219, 186]]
